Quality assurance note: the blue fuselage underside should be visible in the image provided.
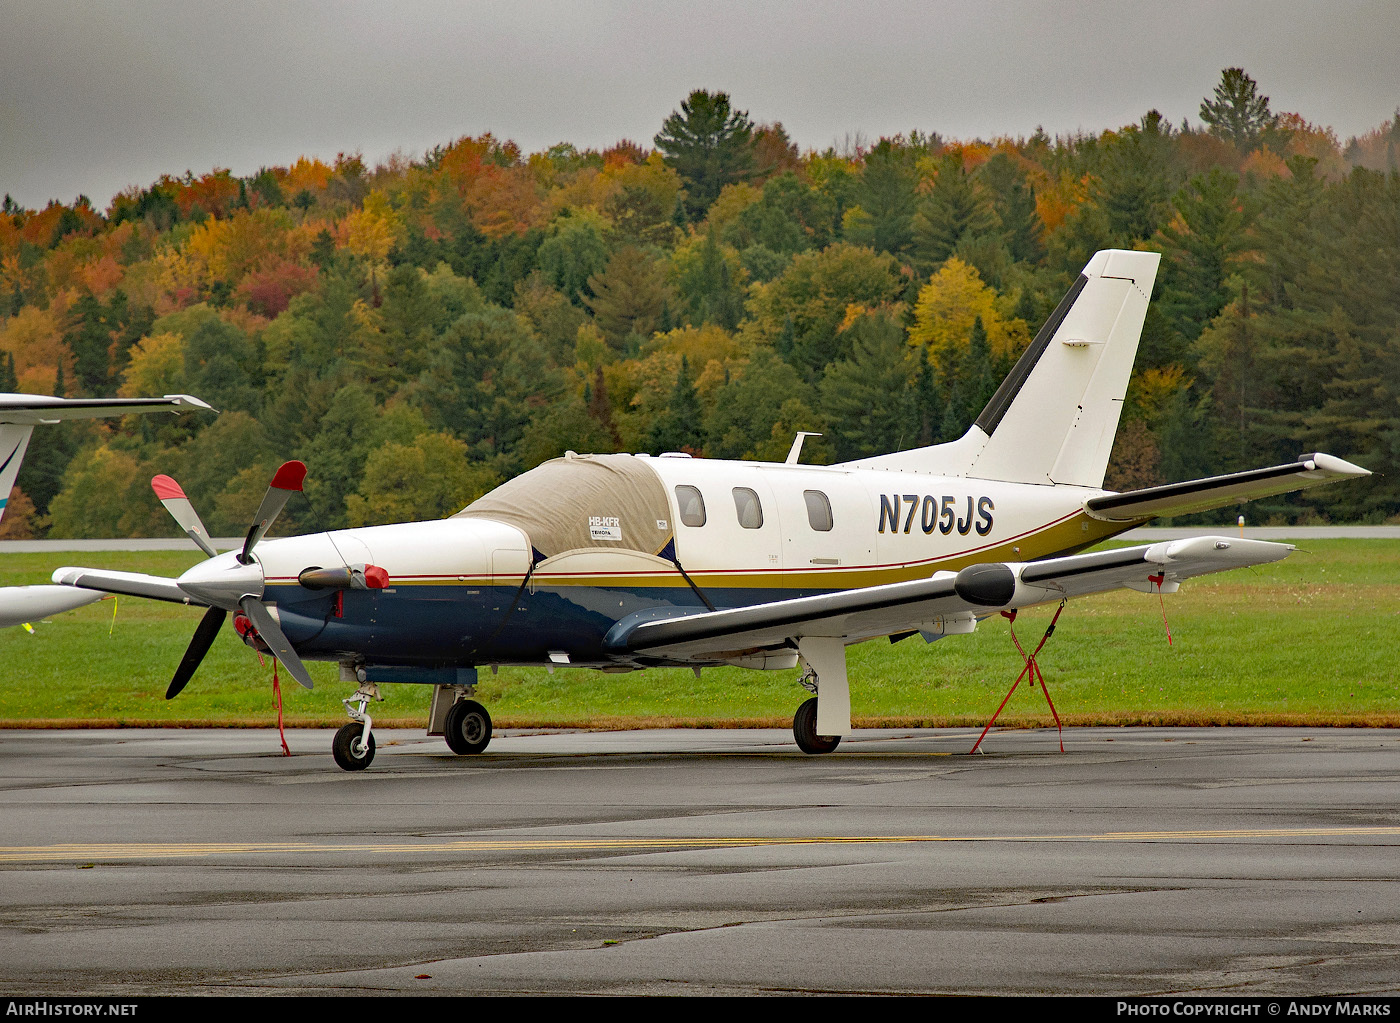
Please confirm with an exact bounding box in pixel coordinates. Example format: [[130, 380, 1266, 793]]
[[267, 582, 832, 670]]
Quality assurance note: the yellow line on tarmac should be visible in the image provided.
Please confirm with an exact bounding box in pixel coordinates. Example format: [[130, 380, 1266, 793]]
[[2, 826, 1399, 862]]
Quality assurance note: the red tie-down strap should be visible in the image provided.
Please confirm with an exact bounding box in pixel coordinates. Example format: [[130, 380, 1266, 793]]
[[235, 612, 291, 756], [1149, 573, 1173, 646], [969, 599, 1068, 755], [271, 659, 290, 757]]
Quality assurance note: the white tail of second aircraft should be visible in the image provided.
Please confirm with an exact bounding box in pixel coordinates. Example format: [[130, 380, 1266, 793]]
[[0, 425, 35, 523], [845, 248, 1160, 488]]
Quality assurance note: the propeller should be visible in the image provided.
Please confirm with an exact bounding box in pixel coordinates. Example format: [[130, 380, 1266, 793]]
[[154, 461, 316, 699]]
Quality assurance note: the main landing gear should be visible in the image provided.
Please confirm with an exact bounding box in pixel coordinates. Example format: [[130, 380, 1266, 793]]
[[793, 697, 840, 754], [792, 666, 840, 754], [444, 699, 493, 755]]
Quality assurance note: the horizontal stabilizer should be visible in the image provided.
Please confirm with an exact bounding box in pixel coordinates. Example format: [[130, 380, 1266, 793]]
[[604, 535, 1292, 664], [1084, 453, 1371, 522], [0, 585, 106, 629], [52, 567, 204, 606]]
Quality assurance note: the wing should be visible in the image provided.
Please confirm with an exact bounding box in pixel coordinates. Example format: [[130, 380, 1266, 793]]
[[0, 585, 107, 629], [50, 567, 205, 606], [604, 535, 1292, 664], [0, 394, 213, 424], [1083, 452, 1369, 522]]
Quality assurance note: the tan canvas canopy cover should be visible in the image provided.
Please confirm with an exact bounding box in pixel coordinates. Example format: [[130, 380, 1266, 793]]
[[455, 453, 675, 558]]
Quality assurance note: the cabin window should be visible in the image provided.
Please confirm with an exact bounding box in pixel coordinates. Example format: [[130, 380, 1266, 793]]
[[675, 485, 706, 527], [804, 490, 833, 531], [732, 487, 764, 529]]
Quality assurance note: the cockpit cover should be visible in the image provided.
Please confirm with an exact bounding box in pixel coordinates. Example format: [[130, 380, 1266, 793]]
[[454, 453, 674, 558]]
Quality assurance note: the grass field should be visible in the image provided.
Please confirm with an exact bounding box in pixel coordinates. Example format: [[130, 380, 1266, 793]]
[[1, 540, 1396, 729]]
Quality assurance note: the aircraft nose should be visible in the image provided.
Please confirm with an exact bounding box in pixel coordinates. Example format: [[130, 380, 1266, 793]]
[[177, 553, 264, 610]]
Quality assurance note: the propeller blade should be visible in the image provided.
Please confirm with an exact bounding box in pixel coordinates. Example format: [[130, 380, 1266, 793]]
[[238, 596, 315, 690], [151, 475, 217, 558], [239, 461, 307, 565], [167, 606, 229, 699]]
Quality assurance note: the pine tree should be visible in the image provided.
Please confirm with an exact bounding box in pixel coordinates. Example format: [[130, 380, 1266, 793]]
[[582, 246, 672, 348], [960, 316, 997, 421], [977, 153, 1044, 264], [63, 292, 112, 396], [1199, 68, 1277, 152], [646, 355, 706, 453], [654, 90, 756, 220], [910, 156, 998, 273], [817, 311, 917, 460], [1157, 168, 1252, 343], [844, 139, 917, 257]]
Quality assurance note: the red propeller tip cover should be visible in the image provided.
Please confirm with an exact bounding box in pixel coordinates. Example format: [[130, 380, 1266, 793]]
[[271, 460, 308, 492], [151, 475, 188, 501]]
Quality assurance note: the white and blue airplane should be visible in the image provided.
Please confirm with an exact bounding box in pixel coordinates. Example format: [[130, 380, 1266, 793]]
[[53, 250, 1369, 769], [0, 392, 212, 628]]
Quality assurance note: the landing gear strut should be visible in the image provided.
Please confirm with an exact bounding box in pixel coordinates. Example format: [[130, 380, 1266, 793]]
[[444, 699, 493, 755], [333, 682, 382, 771], [793, 697, 840, 755]]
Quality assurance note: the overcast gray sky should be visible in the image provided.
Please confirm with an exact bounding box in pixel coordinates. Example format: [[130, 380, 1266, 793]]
[[2, 0, 1397, 210]]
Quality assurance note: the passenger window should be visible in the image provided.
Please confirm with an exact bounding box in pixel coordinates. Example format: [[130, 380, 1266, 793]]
[[675, 485, 706, 527], [732, 487, 764, 529], [804, 490, 833, 531]]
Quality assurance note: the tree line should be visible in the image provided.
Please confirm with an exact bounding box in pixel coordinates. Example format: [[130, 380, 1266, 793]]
[[1, 68, 1397, 538]]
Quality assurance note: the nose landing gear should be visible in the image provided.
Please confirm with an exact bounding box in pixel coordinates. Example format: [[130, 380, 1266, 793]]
[[332, 721, 376, 770], [333, 682, 383, 771]]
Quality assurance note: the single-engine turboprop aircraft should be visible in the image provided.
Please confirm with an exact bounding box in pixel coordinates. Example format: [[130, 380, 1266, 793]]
[[0, 392, 212, 628], [53, 250, 1368, 770]]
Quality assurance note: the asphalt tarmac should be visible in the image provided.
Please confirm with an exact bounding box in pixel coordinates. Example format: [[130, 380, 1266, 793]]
[[2, 726, 1398, 996]]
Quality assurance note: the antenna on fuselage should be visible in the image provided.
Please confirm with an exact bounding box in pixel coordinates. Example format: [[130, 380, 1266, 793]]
[[785, 432, 822, 465]]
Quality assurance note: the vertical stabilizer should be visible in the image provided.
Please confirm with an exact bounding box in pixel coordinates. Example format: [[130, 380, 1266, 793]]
[[842, 249, 1159, 487]]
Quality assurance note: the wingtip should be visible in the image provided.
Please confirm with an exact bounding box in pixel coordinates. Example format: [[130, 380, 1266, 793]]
[[163, 394, 217, 412]]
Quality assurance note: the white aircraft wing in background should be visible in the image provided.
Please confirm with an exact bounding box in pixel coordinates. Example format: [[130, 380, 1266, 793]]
[[0, 393, 213, 424], [0, 392, 215, 628]]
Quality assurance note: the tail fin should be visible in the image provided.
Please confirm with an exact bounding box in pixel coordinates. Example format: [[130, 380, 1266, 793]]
[[844, 249, 1160, 487], [0, 425, 35, 525]]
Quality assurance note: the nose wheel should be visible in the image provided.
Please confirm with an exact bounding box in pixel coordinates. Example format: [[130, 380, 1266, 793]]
[[444, 699, 492, 755], [332, 721, 376, 770], [793, 697, 840, 754], [333, 681, 383, 771]]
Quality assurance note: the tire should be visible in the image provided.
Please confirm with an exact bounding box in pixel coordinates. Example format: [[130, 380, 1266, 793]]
[[332, 721, 376, 771], [793, 697, 840, 755], [444, 699, 493, 755]]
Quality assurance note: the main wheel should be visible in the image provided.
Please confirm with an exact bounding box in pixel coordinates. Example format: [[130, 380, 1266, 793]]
[[444, 699, 492, 755], [332, 721, 376, 771], [793, 697, 840, 754]]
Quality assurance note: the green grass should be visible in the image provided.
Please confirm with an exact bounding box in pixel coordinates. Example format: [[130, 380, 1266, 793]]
[[1, 541, 1397, 729]]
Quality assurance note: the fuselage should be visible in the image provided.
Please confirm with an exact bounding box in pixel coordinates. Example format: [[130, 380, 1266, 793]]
[[225, 453, 1135, 674]]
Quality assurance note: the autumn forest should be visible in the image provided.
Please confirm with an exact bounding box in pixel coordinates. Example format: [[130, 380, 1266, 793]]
[[2, 69, 1398, 538]]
